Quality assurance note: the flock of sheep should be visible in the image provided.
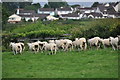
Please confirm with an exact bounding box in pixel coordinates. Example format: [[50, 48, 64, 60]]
[[9, 35, 120, 55]]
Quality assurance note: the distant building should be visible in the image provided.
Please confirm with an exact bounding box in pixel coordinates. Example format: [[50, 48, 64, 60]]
[[56, 7, 73, 15], [8, 14, 22, 23], [82, 12, 103, 19], [37, 8, 55, 16], [60, 13, 80, 19]]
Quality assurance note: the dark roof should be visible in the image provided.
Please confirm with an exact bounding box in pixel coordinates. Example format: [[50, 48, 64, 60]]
[[61, 13, 79, 17], [19, 9, 35, 14], [98, 4, 116, 14], [39, 8, 54, 11], [35, 14, 49, 19], [78, 7, 94, 10], [19, 14, 49, 19], [84, 12, 103, 17], [57, 7, 72, 11]]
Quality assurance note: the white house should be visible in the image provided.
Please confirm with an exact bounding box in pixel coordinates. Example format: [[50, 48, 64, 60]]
[[37, 8, 55, 16], [113, 2, 120, 12], [60, 13, 80, 19], [78, 7, 95, 13], [56, 7, 73, 15], [82, 12, 103, 19], [8, 14, 22, 23], [46, 15, 59, 21]]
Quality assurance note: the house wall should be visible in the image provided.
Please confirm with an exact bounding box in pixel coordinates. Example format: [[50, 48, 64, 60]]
[[57, 11, 73, 15], [37, 9, 55, 15], [114, 2, 120, 12]]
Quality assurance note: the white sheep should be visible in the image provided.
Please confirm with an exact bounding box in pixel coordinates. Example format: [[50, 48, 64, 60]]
[[55, 39, 67, 50], [109, 37, 119, 50], [27, 42, 39, 53], [101, 38, 111, 48], [73, 38, 87, 50], [117, 35, 120, 49], [64, 39, 73, 51], [43, 43, 57, 55], [19, 42, 25, 51], [9, 42, 22, 55], [36, 41, 47, 51], [88, 37, 102, 49]]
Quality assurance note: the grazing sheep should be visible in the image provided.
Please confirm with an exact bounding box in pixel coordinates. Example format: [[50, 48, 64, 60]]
[[36, 41, 47, 51], [118, 35, 120, 49], [43, 43, 57, 55], [109, 37, 119, 50], [101, 38, 111, 48], [64, 39, 73, 51], [88, 37, 102, 49], [55, 39, 67, 50], [19, 42, 25, 51], [27, 42, 39, 53], [49, 40, 55, 43], [9, 42, 22, 55], [73, 38, 87, 50]]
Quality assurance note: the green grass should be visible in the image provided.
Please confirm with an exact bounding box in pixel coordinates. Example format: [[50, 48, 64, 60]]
[[2, 48, 119, 78]]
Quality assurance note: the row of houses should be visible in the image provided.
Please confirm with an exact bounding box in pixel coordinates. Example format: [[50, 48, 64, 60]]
[[8, 2, 120, 23]]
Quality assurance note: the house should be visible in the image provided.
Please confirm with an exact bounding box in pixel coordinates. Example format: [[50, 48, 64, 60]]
[[78, 7, 95, 13], [46, 15, 59, 21], [113, 2, 120, 12], [95, 2, 119, 18], [16, 8, 37, 22], [60, 13, 80, 19], [37, 8, 55, 16], [82, 12, 103, 19], [56, 7, 73, 15], [8, 14, 22, 23]]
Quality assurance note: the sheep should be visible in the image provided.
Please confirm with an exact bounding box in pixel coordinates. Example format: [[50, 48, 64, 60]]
[[72, 38, 87, 50], [36, 41, 47, 51], [49, 40, 55, 43], [19, 42, 25, 51], [27, 42, 39, 53], [9, 42, 22, 55], [117, 35, 120, 49], [43, 43, 57, 55], [101, 38, 111, 48], [88, 37, 102, 49], [64, 39, 73, 51], [55, 39, 67, 50], [109, 37, 119, 50]]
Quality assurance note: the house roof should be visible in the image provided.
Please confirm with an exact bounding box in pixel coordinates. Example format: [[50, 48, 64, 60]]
[[84, 12, 103, 17], [57, 7, 72, 11], [79, 7, 94, 10], [39, 8, 54, 11], [61, 13, 79, 17], [19, 9, 36, 14], [98, 4, 116, 14], [9, 14, 21, 18]]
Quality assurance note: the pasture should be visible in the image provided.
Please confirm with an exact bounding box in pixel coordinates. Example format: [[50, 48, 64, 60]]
[[2, 48, 119, 78]]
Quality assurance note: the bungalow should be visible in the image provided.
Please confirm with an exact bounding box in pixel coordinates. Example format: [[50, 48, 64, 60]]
[[46, 15, 59, 21], [37, 8, 55, 16], [8, 14, 22, 23], [78, 7, 95, 13], [95, 2, 119, 18], [82, 12, 103, 19], [16, 8, 37, 22], [60, 13, 80, 19], [56, 7, 73, 15]]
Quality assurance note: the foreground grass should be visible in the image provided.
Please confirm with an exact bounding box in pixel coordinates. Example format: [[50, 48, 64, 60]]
[[2, 48, 118, 78]]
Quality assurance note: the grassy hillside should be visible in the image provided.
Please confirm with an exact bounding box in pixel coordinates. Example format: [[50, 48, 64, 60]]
[[2, 48, 118, 78]]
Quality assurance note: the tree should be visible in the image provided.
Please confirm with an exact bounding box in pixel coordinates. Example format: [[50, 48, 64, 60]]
[[91, 2, 99, 7], [43, 3, 50, 8], [24, 3, 41, 11], [48, 0, 69, 8]]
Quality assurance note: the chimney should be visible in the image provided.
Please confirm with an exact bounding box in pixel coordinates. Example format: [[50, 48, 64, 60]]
[[16, 6, 20, 15]]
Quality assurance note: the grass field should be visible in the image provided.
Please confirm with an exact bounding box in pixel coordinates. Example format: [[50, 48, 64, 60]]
[[2, 48, 119, 78]]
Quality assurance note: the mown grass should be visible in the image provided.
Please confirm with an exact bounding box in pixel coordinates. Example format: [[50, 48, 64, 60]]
[[2, 48, 119, 78]]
